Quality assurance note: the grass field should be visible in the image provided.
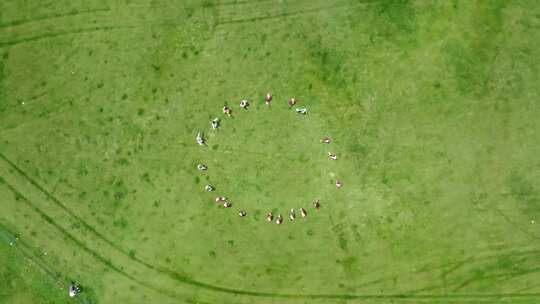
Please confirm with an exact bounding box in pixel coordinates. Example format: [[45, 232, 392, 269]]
[[1, 0, 540, 303]]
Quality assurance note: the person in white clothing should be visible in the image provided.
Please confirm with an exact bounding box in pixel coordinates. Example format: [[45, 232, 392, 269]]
[[211, 118, 220, 129], [295, 108, 307, 115], [289, 208, 296, 221], [264, 93, 272, 105], [240, 99, 249, 109], [196, 132, 204, 145]]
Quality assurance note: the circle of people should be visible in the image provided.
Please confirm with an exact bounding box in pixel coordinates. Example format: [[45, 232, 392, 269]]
[[194, 93, 342, 225]]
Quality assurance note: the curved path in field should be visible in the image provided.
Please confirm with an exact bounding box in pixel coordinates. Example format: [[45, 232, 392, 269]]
[[1, 0, 540, 303]]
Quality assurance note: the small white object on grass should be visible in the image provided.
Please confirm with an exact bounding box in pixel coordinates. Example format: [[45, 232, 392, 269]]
[[288, 98, 297, 106], [211, 118, 220, 129], [68, 282, 78, 298], [264, 93, 272, 104], [295, 108, 308, 115], [205, 185, 214, 192], [289, 209, 296, 221], [196, 132, 204, 145], [240, 100, 249, 109]]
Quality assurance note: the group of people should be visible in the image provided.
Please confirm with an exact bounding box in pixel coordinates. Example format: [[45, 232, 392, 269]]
[[195, 93, 343, 224]]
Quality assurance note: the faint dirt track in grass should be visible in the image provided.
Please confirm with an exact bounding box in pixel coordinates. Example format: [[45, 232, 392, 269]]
[[0, 25, 137, 48], [0, 7, 111, 29], [216, 0, 376, 26], [0, 0, 368, 48], [0, 177, 212, 303], [2, 151, 540, 302], [0, 223, 95, 304]]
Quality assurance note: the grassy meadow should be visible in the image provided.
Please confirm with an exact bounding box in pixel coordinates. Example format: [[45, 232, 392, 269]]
[[1, 0, 540, 303]]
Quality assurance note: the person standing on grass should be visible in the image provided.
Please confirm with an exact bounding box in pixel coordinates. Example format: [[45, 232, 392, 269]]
[[223, 106, 232, 117], [264, 93, 272, 105], [295, 108, 308, 115], [289, 209, 296, 221], [321, 137, 331, 144], [288, 98, 297, 107], [196, 132, 204, 145], [313, 200, 320, 211], [211, 118, 220, 129]]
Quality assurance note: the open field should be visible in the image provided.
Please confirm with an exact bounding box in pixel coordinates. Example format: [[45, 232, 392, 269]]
[[1, 0, 540, 303]]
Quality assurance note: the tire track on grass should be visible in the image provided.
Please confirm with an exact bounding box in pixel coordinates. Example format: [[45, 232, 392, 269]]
[[0, 0, 267, 32], [216, 0, 372, 25], [0, 25, 136, 48], [2, 153, 540, 301], [0, 178, 190, 302], [0, 8, 111, 29], [0, 151, 295, 298], [1, 179, 216, 304], [0, 223, 91, 304], [494, 208, 540, 241]]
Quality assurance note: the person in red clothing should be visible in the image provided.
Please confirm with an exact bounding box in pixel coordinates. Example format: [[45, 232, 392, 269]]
[[264, 93, 272, 105], [288, 97, 297, 107], [223, 106, 232, 117]]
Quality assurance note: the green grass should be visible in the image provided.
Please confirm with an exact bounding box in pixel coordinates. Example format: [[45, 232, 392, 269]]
[[1, 0, 540, 303]]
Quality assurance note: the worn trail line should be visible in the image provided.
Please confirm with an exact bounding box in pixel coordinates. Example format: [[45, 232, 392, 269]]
[[217, 0, 375, 25], [0, 8, 111, 29], [0, 178, 190, 302], [0, 25, 136, 48], [2, 152, 540, 301], [0, 223, 92, 304], [0, 0, 268, 31], [494, 208, 540, 242], [0, 223, 61, 282], [0, 0, 368, 48]]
